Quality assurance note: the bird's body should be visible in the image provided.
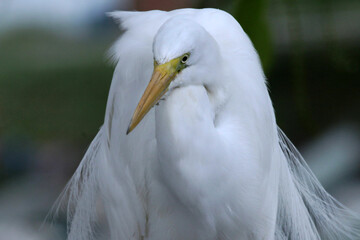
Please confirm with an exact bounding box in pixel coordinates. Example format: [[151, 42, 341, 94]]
[[150, 84, 279, 240], [60, 8, 360, 240]]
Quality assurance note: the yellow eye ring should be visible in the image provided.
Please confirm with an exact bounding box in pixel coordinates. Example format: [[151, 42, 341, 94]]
[[181, 54, 189, 64]]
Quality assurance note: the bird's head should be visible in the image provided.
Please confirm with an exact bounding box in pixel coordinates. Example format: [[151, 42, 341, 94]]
[[127, 17, 221, 134]]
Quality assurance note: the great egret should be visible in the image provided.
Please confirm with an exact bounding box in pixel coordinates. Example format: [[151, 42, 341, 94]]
[[58, 8, 360, 240]]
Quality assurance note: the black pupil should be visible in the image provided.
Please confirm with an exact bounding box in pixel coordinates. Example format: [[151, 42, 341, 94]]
[[182, 56, 188, 62]]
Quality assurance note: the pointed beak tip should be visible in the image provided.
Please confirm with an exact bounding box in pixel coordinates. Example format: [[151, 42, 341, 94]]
[[126, 122, 132, 135]]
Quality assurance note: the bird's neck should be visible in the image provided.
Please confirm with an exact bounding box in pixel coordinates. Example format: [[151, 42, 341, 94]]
[[155, 85, 217, 160], [203, 62, 231, 118], [154, 85, 230, 216], [204, 81, 229, 118]]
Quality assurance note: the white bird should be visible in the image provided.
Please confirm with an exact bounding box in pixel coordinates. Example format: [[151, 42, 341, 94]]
[[58, 8, 360, 240]]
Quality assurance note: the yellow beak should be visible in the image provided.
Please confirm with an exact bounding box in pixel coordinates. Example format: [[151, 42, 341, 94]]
[[126, 58, 180, 134]]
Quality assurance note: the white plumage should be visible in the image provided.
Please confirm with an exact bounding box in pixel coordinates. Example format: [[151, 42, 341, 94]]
[[58, 8, 360, 240]]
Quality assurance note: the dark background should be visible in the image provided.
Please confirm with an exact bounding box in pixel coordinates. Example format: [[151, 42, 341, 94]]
[[0, 0, 359, 238]]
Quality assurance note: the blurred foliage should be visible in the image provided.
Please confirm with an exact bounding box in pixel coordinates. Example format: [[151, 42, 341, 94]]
[[0, 30, 114, 143], [280, 0, 314, 134], [232, 0, 272, 71], [269, 0, 360, 141], [269, 45, 360, 142]]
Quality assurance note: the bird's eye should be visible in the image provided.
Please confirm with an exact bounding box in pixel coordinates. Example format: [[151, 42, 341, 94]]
[[181, 54, 189, 64]]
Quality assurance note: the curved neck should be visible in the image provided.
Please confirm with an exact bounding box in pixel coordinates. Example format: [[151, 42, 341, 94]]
[[155, 85, 217, 157]]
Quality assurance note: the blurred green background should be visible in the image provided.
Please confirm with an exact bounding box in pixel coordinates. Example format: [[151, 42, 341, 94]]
[[0, 0, 359, 239]]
